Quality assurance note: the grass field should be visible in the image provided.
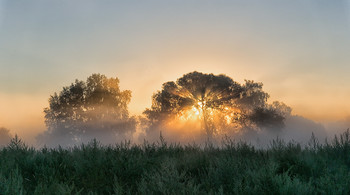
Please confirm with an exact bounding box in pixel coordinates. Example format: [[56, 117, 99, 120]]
[[1, 130, 350, 194]]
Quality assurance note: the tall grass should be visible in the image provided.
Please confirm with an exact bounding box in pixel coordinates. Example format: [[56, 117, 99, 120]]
[[1, 130, 350, 194]]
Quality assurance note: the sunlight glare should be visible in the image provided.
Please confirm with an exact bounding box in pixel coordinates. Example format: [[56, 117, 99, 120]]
[[192, 106, 200, 116]]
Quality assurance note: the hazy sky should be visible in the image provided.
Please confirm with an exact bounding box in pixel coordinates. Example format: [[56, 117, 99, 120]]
[[1, 0, 350, 142]]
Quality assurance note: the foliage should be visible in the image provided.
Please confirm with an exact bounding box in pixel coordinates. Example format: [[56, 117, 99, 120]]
[[40, 74, 136, 146], [1, 130, 350, 194], [144, 71, 288, 139]]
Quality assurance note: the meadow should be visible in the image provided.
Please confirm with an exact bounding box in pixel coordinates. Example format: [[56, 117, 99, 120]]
[[1, 130, 350, 195]]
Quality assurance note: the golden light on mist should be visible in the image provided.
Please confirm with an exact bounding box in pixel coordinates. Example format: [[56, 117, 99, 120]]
[[177, 101, 210, 122], [192, 106, 200, 116], [177, 107, 200, 122], [165, 98, 244, 140], [0, 94, 47, 144], [161, 115, 203, 143]]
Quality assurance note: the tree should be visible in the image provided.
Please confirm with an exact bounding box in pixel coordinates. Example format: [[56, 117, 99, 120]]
[[0, 127, 12, 147], [144, 71, 286, 140], [41, 74, 136, 146]]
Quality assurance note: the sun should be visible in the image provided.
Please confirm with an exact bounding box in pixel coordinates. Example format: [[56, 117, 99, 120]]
[[192, 106, 200, 116], [178, 104, 203, 121]]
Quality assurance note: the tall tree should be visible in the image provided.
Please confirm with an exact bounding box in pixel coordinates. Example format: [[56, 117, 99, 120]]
[[41, 74, 136, 146], [144, 71, 285, 140]]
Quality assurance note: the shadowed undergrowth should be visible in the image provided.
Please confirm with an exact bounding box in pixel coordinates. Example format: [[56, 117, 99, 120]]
[[1, 130, 350, 194]]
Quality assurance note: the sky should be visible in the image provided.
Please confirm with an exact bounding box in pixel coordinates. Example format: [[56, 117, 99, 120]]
[[1, 0, 350, 143]]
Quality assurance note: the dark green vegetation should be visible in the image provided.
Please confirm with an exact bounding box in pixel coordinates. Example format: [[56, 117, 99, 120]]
[[1, 130, 350, 195]]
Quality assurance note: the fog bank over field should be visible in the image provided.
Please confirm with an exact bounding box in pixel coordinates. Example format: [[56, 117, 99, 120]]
[[138, 114, 330, 148], [324, 118, 350, 138], [0, 73, 347, 148], [243, 115, 328, 147], [1, 113, 348, 148]]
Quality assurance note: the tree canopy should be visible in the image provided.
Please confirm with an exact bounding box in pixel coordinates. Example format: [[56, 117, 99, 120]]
[[41, 74, 136, 146], [144, 71, 287, 140]]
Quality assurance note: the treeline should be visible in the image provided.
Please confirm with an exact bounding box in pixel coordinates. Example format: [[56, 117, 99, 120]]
[[38, 72, 292, 147], [1, 130, 350, 194]]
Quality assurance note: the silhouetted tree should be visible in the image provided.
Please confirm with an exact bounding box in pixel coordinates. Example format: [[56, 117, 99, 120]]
[[144, 71, 285, 139], [0, 127, 12, 147], [41, 74, 136, 146]]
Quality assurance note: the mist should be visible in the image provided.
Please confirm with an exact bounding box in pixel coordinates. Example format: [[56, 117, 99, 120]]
[[1, 109, 347, 149], [324, 117, 350, 139], [0, 127, 12, 147], [135, 114, 330, 148], [36, 109, 137, 148], [2, 73, 348, 149], [241, 115, 328, 148]]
